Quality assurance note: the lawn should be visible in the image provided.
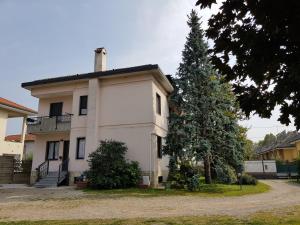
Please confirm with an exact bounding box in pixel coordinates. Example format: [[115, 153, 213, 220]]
[[83, 181, 270, 198], [0, 206, 299, 225]]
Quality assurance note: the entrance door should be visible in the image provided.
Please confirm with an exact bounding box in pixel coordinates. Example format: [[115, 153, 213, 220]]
[[49, 102, 63, 117], [62, 141, 70, 171]]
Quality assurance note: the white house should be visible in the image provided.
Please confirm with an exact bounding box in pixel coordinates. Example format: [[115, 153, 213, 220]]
[[22, 48, 173, 187]]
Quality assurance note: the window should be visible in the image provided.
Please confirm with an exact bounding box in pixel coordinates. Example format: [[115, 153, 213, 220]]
[[46, 141, 59, 160], [157, 136, 162, 159], [49, 102, 63, 117], [158, 176, 163, 183], [79, 96, 88, 115], [76, 138, 86, 159], [156, 93, 161, 115]]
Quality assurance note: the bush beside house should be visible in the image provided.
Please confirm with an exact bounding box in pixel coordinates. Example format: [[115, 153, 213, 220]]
[[86, 140, 141, 189]]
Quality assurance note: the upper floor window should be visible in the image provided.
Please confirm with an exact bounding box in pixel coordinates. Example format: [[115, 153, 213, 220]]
[[46, 141, 59, 160], [79, 96, 88, 115], [49, 102, 63, 117], [157, 135, 162, 159], [76, 137, 86, 159], [156, 93, 161, 115]]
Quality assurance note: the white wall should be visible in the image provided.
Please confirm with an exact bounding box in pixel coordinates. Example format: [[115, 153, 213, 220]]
[[244, 160, 277, 173]]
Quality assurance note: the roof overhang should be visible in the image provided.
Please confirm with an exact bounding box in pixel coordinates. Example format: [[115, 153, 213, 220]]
[[22, 64, 174, 94], [0, 103, 37, 117]]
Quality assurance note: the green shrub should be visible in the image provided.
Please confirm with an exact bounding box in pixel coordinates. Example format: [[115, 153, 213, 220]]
[[239, 174, 257, 185], [215, 164, 237, 184], [86, 140, 141, 189], [169, 162, 202, 189], [187, 174, 200, 191]]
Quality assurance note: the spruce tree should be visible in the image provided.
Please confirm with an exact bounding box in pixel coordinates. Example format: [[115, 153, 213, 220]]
[[177, 10, 219, 184]]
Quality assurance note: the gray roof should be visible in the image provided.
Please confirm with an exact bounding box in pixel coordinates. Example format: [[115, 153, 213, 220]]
[[257, 131, 300, 154]]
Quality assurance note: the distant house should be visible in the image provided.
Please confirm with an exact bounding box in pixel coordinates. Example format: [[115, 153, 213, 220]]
[[0, 97, 37, 159], [5, 134, 36, 159], [22, 48, 173, 187], [257, 132, 300, 162]]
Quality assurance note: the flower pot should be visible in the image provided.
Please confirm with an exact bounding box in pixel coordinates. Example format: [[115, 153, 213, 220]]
[[76, 181, 88, 189]]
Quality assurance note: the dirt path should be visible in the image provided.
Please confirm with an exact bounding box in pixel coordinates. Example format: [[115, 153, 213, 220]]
[[0, 180, 299, 221]]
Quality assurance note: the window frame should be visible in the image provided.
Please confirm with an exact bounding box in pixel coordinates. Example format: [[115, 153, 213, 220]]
[[157, 135, 162, 159], [46, 141, 60, 161], [49, 102, 63, 117], [156, 93, 161, 115], [79, 96, 88, 116], [76, 137, 86, 159]]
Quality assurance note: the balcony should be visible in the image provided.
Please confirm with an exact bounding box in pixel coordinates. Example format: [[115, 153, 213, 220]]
[[27, 115, 72, 134]]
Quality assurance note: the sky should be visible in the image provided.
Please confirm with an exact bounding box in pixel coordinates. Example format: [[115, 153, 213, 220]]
[[0, 0, 295, 142]]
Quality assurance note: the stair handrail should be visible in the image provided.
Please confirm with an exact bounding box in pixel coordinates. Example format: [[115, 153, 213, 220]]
[[57, 159, 69, 185], [36, 160, 49, 181]]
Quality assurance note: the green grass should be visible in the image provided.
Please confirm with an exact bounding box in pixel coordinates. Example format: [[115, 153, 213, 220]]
[[1, 206, 299, 225], [83, 182, 270, 198]]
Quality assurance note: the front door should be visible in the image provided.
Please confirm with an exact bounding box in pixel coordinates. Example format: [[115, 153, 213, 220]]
[[62, 141, 70, 171], [49, 102, 63, 117]]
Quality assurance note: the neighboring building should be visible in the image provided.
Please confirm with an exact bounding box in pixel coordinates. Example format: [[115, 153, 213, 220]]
[[22, 48, 173, 187], [0, 97, 36, 159], [257, 132, 300, 162], [5, 134, 36, 160]]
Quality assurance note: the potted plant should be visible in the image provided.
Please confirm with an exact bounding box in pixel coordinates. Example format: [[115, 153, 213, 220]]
[[76, 173, 88, 189]]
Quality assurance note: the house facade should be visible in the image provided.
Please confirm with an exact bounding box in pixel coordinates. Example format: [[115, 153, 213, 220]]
[[0, 97, 36, 159], [257, 132, 300, 162], [5, 134, 35, 160], [22, 48, 173, 187]]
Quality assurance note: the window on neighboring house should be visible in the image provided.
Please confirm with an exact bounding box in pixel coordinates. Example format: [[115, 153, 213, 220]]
[[157, 135, 162, 159], [156, 93, 161, 115], [79, 96, 88, 115], [76, 137, 86, 159], [46, 141, 59, 160]]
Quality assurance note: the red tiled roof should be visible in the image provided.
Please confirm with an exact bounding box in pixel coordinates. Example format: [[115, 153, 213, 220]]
[[5, 134, 36, 142], [0, 97, 37, 114]]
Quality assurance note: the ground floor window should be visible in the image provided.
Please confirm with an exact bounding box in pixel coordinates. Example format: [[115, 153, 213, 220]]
[[76, 137, 86, 159], [157, 135, 162, 159], [46, 141, 59, 160]]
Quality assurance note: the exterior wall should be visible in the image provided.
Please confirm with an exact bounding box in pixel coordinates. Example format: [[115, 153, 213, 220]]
[[38, 96, 73, 116], [23, 141, 34, 159], [29, 73, 171, 186], [0, 109, 24, 158], [31, 133, 70, 173], [261, 147, 300, 162]]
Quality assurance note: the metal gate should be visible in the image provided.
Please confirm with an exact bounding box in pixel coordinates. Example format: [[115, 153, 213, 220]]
[[276, 161, 298, 178], [0, 156, 14, 184]]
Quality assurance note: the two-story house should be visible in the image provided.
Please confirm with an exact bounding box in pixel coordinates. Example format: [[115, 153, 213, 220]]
[[0, 97, 36, 159], [22, 48, 173, 187]]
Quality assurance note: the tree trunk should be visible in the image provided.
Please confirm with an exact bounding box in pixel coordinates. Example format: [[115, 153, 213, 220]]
[[204, 155, 212, 184]]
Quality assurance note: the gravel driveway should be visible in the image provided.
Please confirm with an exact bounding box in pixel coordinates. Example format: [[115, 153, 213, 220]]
[[0, 180, 299, 221]]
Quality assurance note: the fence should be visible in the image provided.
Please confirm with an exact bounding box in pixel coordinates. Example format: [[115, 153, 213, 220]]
[[0, 156, 32, 184], [244, 160, 277, 178]]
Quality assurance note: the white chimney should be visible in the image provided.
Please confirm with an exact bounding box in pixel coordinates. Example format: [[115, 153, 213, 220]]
[[94, 48, 107, 72]]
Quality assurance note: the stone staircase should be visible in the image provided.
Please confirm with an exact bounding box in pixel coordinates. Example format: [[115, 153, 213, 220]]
[[34, 171, 67, 188]]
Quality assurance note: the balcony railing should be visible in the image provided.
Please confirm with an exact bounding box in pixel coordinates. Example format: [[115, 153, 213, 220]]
[[27, 114, 72, 134]]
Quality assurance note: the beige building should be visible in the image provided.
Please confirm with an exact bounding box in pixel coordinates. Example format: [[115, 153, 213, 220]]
[[22, 48, 173, 187], [257, 132, 300, 162], [0, 97, 36, 159]]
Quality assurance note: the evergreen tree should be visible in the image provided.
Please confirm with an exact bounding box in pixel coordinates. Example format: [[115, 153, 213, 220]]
[[177, 10, 246, 184], [177, 10, 220, 184]]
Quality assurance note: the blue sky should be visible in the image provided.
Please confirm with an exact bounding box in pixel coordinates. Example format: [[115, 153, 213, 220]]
[[0, 0, 295, 141]]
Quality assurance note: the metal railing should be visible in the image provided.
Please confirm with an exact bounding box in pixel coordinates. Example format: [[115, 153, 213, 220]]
[[36, 160, 49, 181], [27, 114, 72, 134]]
